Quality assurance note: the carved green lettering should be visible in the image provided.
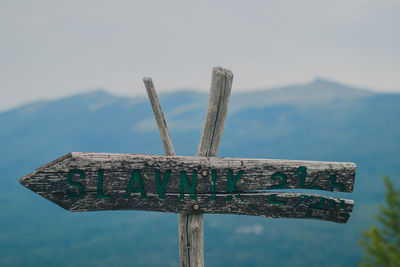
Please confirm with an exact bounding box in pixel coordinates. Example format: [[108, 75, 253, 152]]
[[294, 166, 322, 190], [330, 175, 344, 192], [309, 196, 325, 209], [295, 196, 326, 218], [306, 196, 325, 219], [124, 169, 146, 199], [226, 169, 244, 201], [340, 200, 345, 209], [294, 195, 309, 208], [295, 166, 307, 188], [270, 172, 287, 189], [210, 170, 217, 201], [97, 169, 111, 199], [329, 199, 336, 209], [66, 169, 85, 199], [179, 170, 197, 200], [154, 169, 170, 199], [328, 199, 345, 210], [306, 175, 323, 190], [269, 194, 286, 205]]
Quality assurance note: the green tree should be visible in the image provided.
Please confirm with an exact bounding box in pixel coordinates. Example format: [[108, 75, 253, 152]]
[[359, 176, 400, 267]]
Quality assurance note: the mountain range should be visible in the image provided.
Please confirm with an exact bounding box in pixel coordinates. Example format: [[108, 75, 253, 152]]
[[1, 78, 399, 266]]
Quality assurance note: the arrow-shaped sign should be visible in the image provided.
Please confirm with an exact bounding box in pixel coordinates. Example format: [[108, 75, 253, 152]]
[[20, 152, 356, 223]]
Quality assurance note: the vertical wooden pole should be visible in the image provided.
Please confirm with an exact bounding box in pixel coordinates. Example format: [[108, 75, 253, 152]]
[[179, 67, 234, 267], [196, 67, 234, 157], [143, 67, 233, 267]]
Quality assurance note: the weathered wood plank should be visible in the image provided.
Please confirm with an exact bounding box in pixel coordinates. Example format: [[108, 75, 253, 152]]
[[20, 152, 355, 223], [25, 189, 353, 223], [22, 152, 356, 196]]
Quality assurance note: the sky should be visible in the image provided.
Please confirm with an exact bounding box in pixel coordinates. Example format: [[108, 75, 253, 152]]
[[1, 0, 399, 112]]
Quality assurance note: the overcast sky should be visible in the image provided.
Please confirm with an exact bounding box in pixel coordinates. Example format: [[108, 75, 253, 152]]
[[1, 0, 399, 111]]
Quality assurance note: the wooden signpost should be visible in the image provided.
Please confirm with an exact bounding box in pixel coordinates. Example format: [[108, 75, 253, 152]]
[[20, 67, 356, 267], [20, 152, 355, 222]]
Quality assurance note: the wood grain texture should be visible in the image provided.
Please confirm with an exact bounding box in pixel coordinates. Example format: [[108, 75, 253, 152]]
[[179, 209, 203, 267], [20, 152, 356, 194], [19, 152, 355, 223], [180, 67, 233, 267], [17, 181, 354, 223], [143, 77, 175, 156], [196, 67, 233, 157], [20, 154, 353, 222], [143, 76, 194, 266]]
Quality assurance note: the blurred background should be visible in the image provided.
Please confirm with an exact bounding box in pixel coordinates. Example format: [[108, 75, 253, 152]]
[[1, 1, 399, 266]]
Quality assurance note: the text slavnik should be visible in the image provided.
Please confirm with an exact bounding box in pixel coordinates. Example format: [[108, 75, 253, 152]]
[[66, 166, 346, 200]]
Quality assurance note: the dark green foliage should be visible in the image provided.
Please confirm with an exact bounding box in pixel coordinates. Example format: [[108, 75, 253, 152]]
[[359, 176, 400, 267]]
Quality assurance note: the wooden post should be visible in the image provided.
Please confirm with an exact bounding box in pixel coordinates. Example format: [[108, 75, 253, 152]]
[[144, 77, 192, 265], [143, 77, 175, 157], [144, 67, 233, 267], [196, 67, 234, 157], [179, 67, 234, 267]]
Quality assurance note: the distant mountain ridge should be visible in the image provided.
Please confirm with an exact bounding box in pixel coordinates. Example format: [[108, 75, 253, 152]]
[[5, 78, 374, 133], [231, 78, 373, 110], [1, 79, 399, 266], [5, 78, 372, 115]]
